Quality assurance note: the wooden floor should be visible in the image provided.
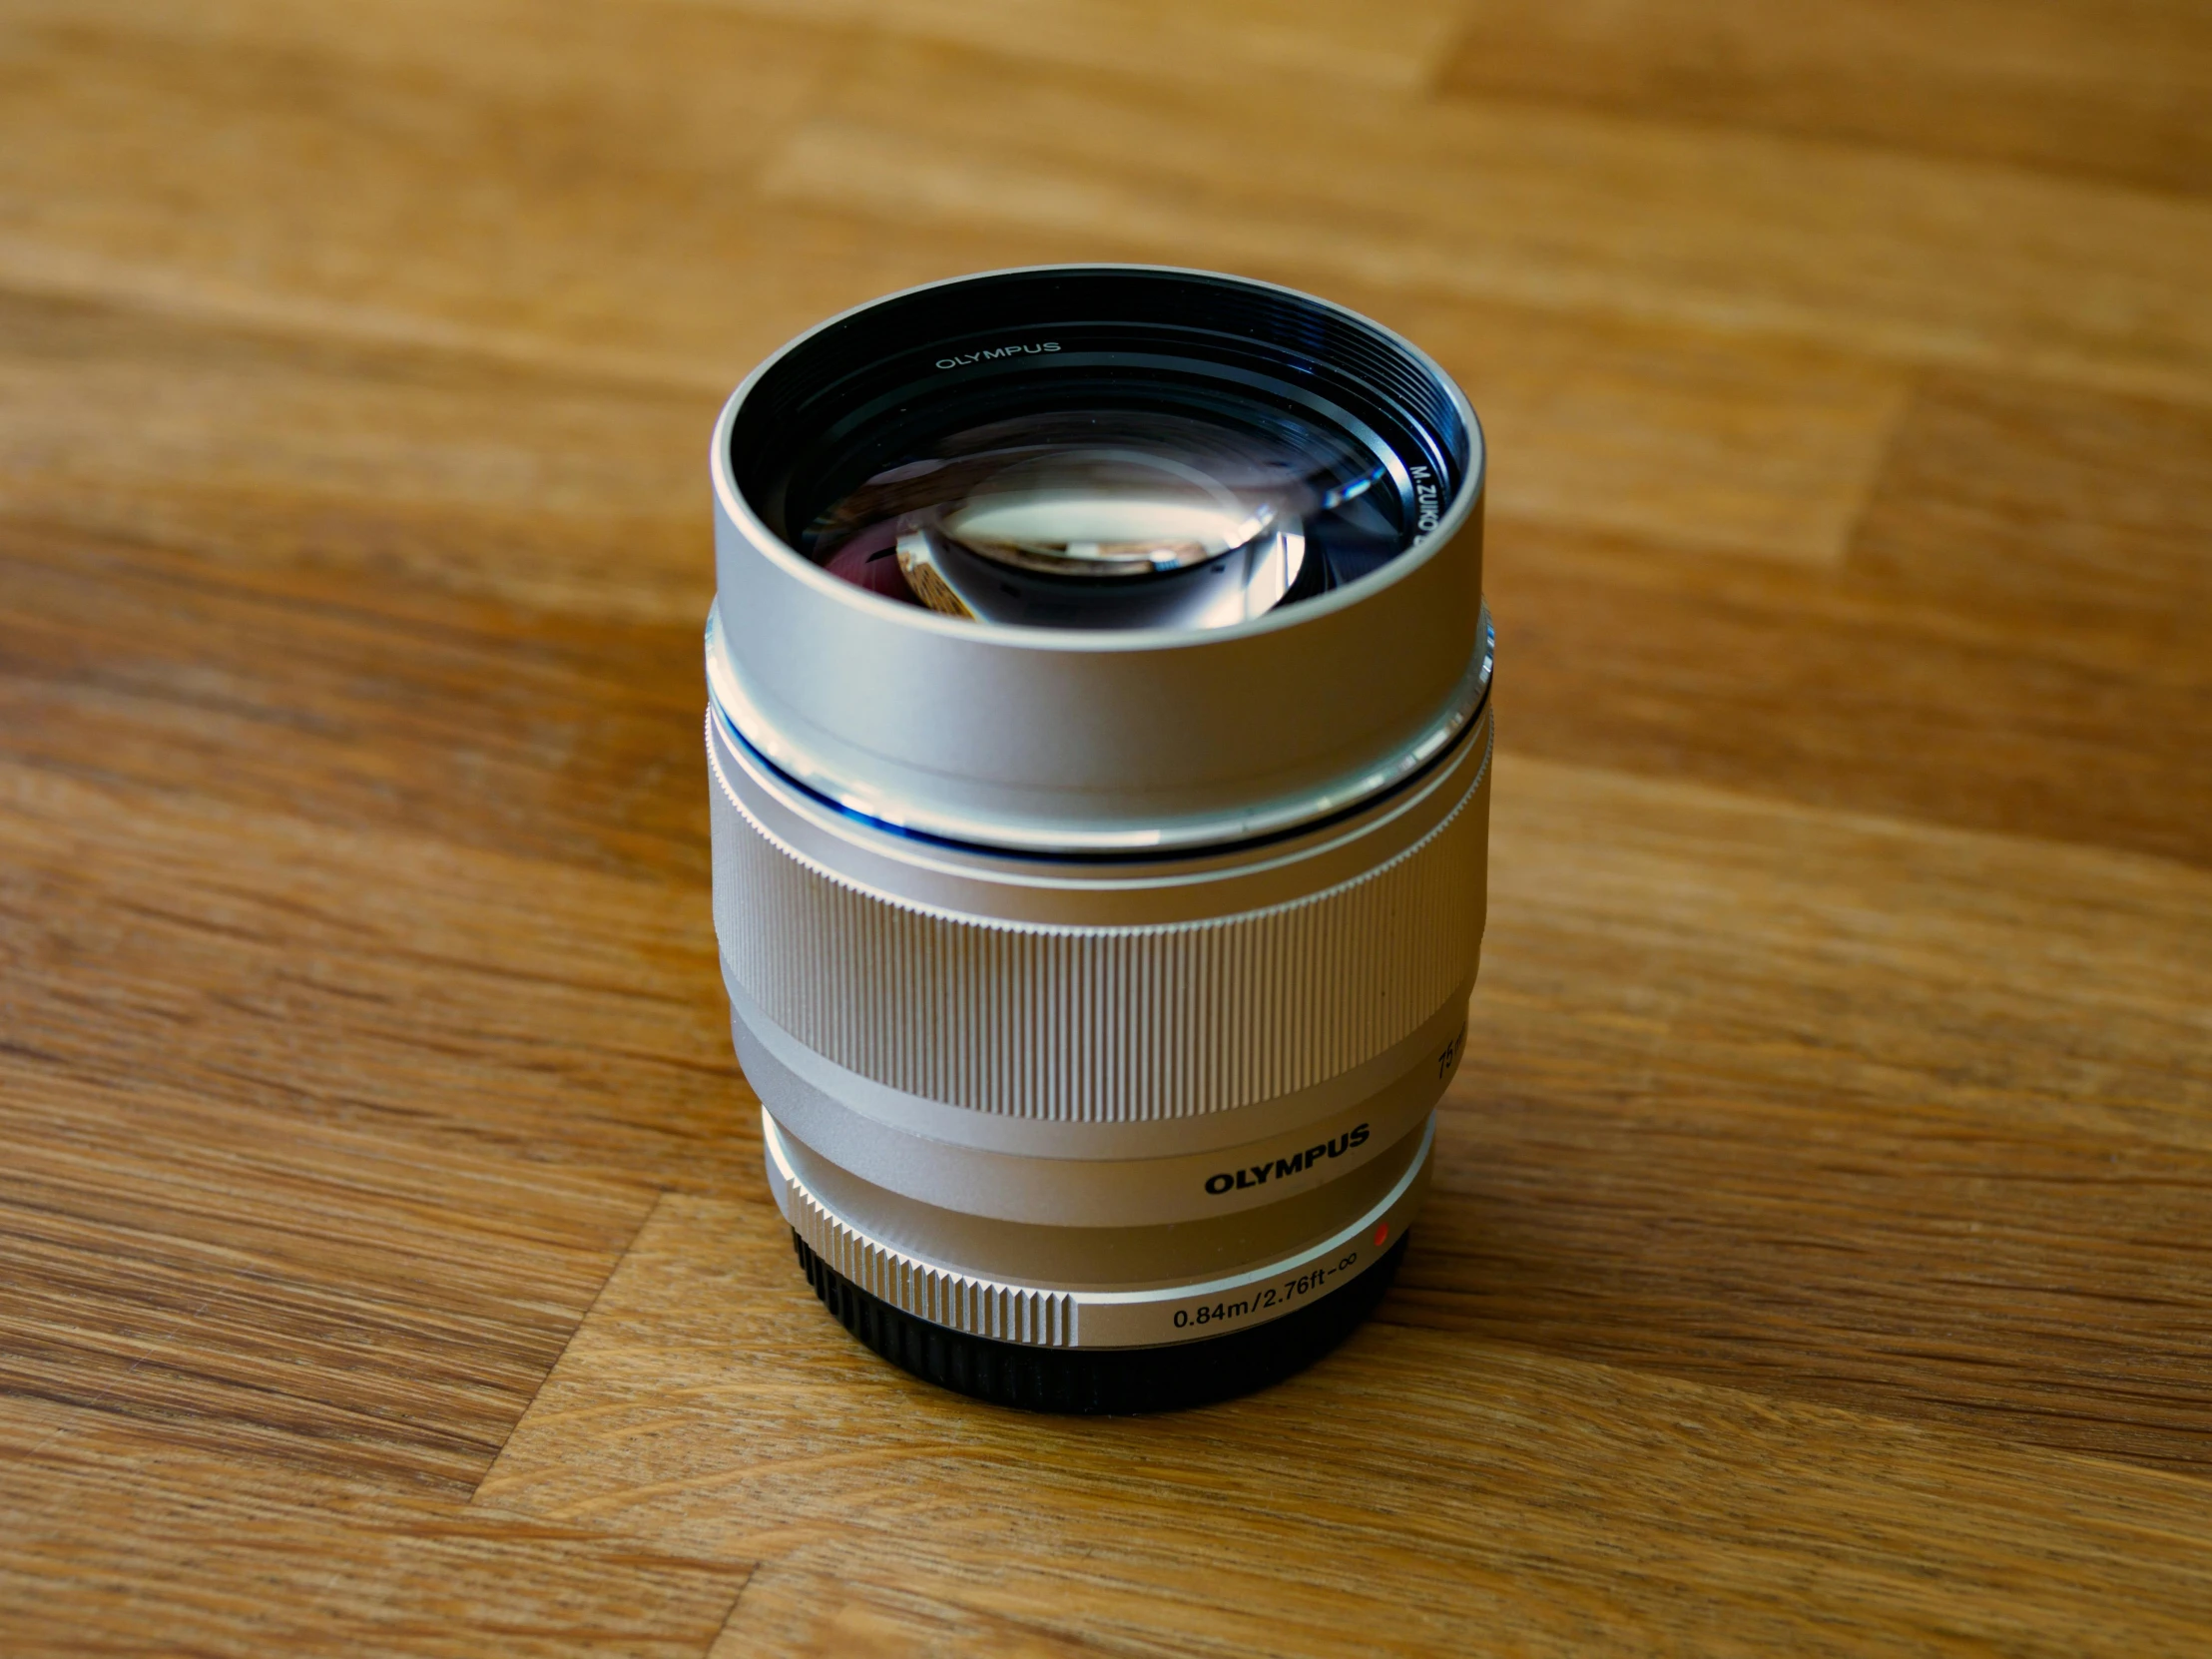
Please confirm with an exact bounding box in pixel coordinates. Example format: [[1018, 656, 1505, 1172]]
[[4, 1, 2210, 1652]]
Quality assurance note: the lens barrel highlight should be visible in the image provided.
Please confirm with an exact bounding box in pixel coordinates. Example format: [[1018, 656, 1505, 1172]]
[[708, 267, 1490, 1411]]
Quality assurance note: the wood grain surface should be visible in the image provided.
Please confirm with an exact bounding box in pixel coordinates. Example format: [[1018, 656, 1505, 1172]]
[[2, 2, 2208, 1653]]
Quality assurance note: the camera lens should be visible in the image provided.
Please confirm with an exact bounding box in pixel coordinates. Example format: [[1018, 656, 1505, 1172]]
[[708, 267, 1489, 1411]]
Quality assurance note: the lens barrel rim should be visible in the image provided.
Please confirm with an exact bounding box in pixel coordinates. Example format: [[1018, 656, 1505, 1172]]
[[710, 265, 1487, 856], [718, 263, 1480, 655], [729, 265, 1470, 568]]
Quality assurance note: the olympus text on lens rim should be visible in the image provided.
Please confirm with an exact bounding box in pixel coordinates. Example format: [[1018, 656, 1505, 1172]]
[[707, 266, 1490, 1412]]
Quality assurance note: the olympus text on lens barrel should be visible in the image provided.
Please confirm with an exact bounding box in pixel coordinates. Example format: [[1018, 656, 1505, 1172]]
[[707, 267, 1490, 1412]]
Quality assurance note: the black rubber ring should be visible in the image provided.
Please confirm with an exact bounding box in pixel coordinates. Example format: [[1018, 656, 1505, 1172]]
[[793, 1229, 1411, 1414]]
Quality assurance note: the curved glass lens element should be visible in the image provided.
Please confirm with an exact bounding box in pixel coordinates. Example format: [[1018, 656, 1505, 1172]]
[[729, 269, 1469, 633], [807, 407, 1384, 629]]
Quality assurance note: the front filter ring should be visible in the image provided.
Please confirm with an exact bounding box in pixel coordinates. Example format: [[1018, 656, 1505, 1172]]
[[796, 1229, 1413, 1414]]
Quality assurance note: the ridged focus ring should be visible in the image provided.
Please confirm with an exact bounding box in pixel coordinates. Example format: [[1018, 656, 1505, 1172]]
[[709, 720, 1490, 1125]]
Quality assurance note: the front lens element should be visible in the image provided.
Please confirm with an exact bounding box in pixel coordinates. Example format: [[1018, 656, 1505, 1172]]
[[812, 407, 1351, 628], [731, 268, 1469, 633]]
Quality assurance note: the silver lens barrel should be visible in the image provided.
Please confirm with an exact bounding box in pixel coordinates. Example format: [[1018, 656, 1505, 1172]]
[[706, 266, 1489, 1410]]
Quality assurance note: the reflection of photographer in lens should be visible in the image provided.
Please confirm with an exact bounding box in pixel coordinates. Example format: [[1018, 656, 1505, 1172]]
[[708, 267, 1491, 1412]]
